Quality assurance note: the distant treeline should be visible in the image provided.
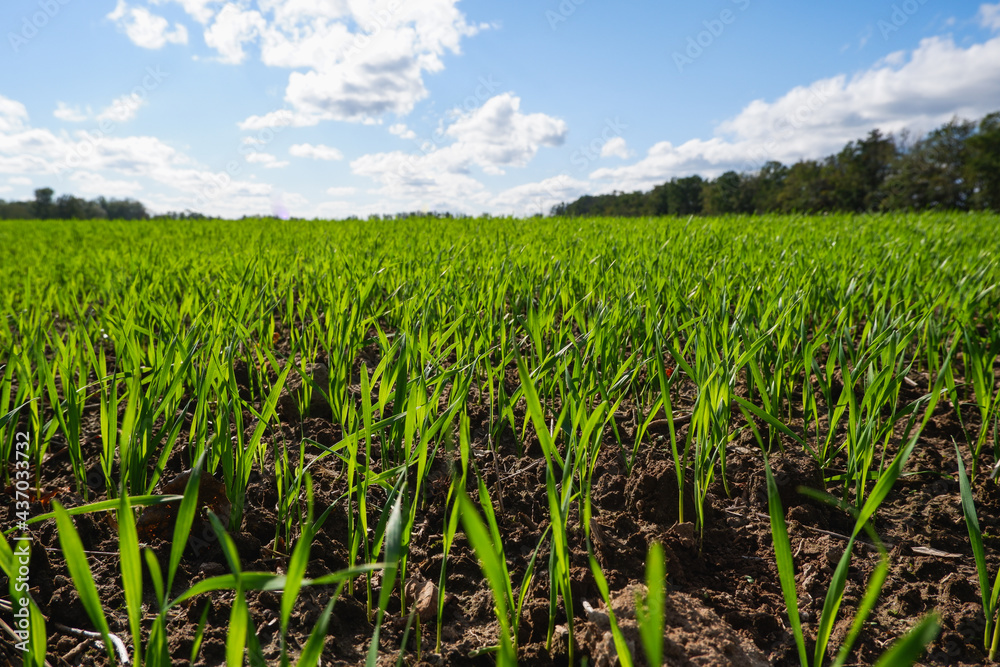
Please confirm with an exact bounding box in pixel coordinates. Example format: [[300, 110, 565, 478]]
[[552, 112, 1000, 216], [0, 187, 207, 221]]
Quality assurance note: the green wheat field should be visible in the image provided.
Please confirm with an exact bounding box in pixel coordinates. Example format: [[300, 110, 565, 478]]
[[1, 213, 999, 666]]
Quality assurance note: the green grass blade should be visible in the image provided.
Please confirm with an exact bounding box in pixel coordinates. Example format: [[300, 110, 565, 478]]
[[282, 479, 315, 636], [144, 548, 166, 609], [296, 587, 343, 667], [53, 501, 115, 663], [588, 553, 634, 667], [871, 613, 940, 667], [637, 542, 665, 667], [516, 349, 563, 469], [764, 460, 808, 667], [832, 554, 889, 667], [458, 492, 516, 666], [956, 442, 993, 647], [189, 603, 211, 665], [246, 613, 267, 667], [813, 533, 857, 664], [227, 588, 249, 667], [117, 493, 143, 662], [27, 597, 47, 666], [367, 494, 405, 667], [167, 450, 206, 595], [734, 396, 811, 454]]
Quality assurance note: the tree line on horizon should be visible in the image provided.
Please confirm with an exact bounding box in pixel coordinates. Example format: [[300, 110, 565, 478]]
[[551, 111, 1000, 217], [0, 187, 208, 221], [4, 111, 997, 221]]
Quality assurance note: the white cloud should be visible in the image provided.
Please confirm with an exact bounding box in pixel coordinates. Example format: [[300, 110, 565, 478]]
[[351, 150, 491, 213], [0, 97, 29, 134], [97, 93, 148, 123], [981, 3, 1000, 30], [204, 4, 266, 64], [441, 93, 567, 174], [489, 175, 591, 217], [112, 1, 483, 126], [389, 123, 417, 140], [231, 1, 482, 124], [9, 176, 32, 186], [282, 46, 428, 122], [857, 24, 873, 50], [69, 171, 144, 197], [0, 93, 284, 217], [270, 190, 309, 218], [352, 93, 565, 181], [54, 103, 90, 122], [325, 185, 356, 196], [245, 151, 289, 168], [289, 143, 343, 160], [107, 1, 189, 49], [256, 0, 350, 26], [256, 18, 354, 69], [600, 136, 632, 159], [350, 94, 566, 211], [151, 0, 220, 24], [238, 109, 317, 130], [592, 33, 1000, 191], [313, 200, 359, 218]]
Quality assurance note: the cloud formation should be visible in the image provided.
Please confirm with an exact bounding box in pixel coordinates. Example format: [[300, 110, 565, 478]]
[[134, 0, 483, 125], [981, 2, 1000, 31], [590, 32, 1000, 191], [289, 143, 344, 160], [0, 94, 280, 216], [349, 93, 566, 211], [107, 1, 188, 49], [54, 103, 89, 123], [97, 93, 148, 123], [600, 136, 632, 159]]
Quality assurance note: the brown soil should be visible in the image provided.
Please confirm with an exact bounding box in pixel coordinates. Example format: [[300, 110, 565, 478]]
[[1, 361, 997, 666]]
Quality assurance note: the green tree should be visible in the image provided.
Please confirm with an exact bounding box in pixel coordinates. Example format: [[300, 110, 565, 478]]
[[648, 182, 671, 215], [703, 171, 745, 215], [667, 176, 704, 215], [0, 200, 33, 219], [826, 129, 897, 211], [96, 196, 149, 220], [967, 112, 1000, 210], [57, 194, 107, 219], [882, 118, 975, 210], [546, 110, 998, 217], [749, 161, 788, 212], [778, 160, 833, 212], [32, 187, 55, 218]]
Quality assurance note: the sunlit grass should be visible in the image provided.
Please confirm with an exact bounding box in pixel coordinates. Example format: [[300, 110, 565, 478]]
[[0, 212, 996, 664]]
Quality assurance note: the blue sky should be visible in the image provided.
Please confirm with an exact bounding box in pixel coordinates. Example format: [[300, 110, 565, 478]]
[[2, 0, 999, 217]]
